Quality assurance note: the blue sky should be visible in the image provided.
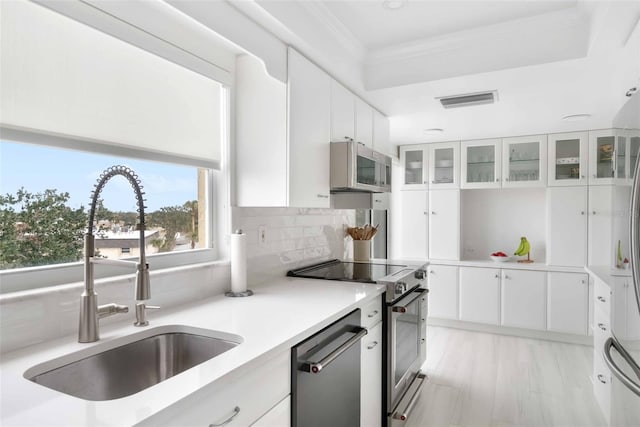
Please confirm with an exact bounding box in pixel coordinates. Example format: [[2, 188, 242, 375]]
[[0, 141, 197, 212]]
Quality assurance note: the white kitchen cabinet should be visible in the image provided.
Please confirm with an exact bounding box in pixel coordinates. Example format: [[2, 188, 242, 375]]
[[400, 145, 428, 190], [288, 48, 331, 207], [459, 266, 501, 325], [330, 79, 355, 143], [614, 129, 640, 185], [427, 264, 459, 319], [461, 138, 502, 189], [547, 272, 589, 335], [502, 134, 547, 188], [588, 186, 614, 266], [589, 129, 616, 185], [548, 131, 588, 186], [399, 190, 428, 260], [355, 97, 373, 148], [429, 189, 460, 260], [547, 186, 587, 267], [251, 396, 290, 427], [428, 141, 460, 189], [501, 269, 546, 330], [361, 321, 382, 427], [373, 110, 393, 158], [138, 350, 290, 427]]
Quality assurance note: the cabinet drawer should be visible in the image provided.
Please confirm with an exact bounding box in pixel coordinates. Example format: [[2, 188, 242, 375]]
[[594, 306, 611, 355], [594, 277, 611, 317], [251, 396, 291, 427], [361, 296, 382, 329], [140, 350, 291, 427], [593, 354, 612, 425]]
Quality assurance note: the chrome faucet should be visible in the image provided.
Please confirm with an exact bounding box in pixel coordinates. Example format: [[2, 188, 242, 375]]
[[78, 166, 153, 343]]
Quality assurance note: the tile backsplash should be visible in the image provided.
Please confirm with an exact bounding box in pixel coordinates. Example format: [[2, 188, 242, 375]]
[[232, 207, 355, 286]]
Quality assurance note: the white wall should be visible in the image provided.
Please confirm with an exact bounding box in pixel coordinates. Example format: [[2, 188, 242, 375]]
[[461, 188, 547, 261]]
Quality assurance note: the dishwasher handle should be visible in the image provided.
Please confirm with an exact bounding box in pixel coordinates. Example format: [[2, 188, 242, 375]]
[[302, 327, 368, 374]]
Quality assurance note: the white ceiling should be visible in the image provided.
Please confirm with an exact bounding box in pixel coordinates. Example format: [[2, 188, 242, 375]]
[[244, 0, 640, 145]]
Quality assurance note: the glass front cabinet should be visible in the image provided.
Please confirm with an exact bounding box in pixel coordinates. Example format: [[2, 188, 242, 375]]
[[548, 131, 588, 187], [428, 141, 460, 189], [501, 135, 547, 188], [461, 139, 502, 189], [400, 146, 428, 190]]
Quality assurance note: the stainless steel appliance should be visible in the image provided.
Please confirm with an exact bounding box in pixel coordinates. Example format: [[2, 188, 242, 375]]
[[605, 90, 640, 425], [330, 140, 392, 193], [288, 259, 429, 426], [291, 309, 366, 427]]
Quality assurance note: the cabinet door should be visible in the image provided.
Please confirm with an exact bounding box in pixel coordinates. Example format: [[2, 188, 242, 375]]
[[501, 269, 546, 330], [548, 131, 588, 186], [459, 267, 501, 325], [250, 396, 290, 427], [400, 146, 428, 190], [330, 79, 355, 142], [547, 186, 587, 267], [428, 141, 460, 189], [427, 265, 459, 319], [288, 48, 331, 208], [399, 190, 428, 260], [429, 189, 460, 260], [373, 110, 393, 157], [628, 131, 640, 184], [502, 135, 547, 188], [589, 129, 616, 185], [547, 272, 588, 335], [355, 97, 373, 148], [461, 139, 502, 189], [588, 186, 613, 266], [361, 321, 382, 427]]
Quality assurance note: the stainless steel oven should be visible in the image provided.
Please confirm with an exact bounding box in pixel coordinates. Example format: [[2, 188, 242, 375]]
[[386, 287, 428, 425]]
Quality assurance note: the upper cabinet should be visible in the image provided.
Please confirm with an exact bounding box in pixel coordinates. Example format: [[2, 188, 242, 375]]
[[330, 80, 355, 143], [428, 141, 460, 189], [373, 110, 393, 158], [461, 139, 502, 189], [355, 98, 373, 148], [501, 135, 547, 188], [589, 129, 616, 185], [609, 129, 640, 185], [400, 145, 428, 190], [547, 131, 588, 187]]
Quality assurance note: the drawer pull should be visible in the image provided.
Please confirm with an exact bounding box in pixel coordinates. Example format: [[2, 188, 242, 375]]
[[210, 406, 240, 426], [367, 341, 379, 350], [597, 374, 607, 384], [598, 323, 607, 331], [368, 310, 379, 318], [597, 296, 607, 303]]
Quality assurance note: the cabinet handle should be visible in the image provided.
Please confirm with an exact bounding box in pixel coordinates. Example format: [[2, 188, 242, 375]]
[[597, 296, 607, 303], [210, 407, 240, 426], [495, 274, 500, 278], [431, 211, 436, 215], [367, 341, 379, 350], [581, 280, 586, 284], [504, 275, 511, 279], [368, 310, 379, 318], [345, 136, 353, 142], [496, 178, 500, 182], [423, 181, 428, 184], [429, 270, 435, 274], [592, 211, 596, 215], [421, 338, 426, 344], [316, 194, 329, 199], [505, 178, 510, 181], [598, 323, 608, 331], [581, 211, 585, 215], [581, 175, 585, 179], [597, 374, 607, 384]]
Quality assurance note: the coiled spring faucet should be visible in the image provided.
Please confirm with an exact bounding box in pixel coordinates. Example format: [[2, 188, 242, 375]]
[[78, 166, 153, 343]]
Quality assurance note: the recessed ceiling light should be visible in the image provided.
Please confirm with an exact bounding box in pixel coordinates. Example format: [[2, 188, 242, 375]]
[[382, 0, 406, 10], [562, 114, 591, 122], [423, 128, 444, 135]]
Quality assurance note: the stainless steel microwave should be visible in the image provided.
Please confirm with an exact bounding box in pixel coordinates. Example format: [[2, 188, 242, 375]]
[[330, 140, 392, 193]]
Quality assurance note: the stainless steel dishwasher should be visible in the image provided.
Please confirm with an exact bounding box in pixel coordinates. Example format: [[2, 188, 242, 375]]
[[291, 309, 367, 427]]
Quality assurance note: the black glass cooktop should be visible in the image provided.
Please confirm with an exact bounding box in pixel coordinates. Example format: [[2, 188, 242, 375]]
[[287, 259, 407, 283]]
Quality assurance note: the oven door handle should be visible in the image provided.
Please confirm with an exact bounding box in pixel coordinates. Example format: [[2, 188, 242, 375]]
[[392, 373, 427, 421], [301, 327, 367, 374], [391, 289, 427, 313]]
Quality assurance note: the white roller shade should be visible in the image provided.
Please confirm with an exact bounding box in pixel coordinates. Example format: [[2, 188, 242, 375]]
[[0, 0, 222, 169]]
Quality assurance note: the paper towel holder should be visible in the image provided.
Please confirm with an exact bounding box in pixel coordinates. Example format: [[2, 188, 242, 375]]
[[226, 229, 254, 298]]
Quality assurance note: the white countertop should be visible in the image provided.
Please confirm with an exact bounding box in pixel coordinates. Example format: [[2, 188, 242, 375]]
[[0, 277, 385, 427], [427, 259, 586, 273], [586, 265, 632, 285]]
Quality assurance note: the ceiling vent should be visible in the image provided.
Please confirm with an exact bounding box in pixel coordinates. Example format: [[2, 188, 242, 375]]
[[436, 90, 498, 109]]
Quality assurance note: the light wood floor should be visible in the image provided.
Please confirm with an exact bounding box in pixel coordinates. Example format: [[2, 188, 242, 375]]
[[407, 326, 606, 427]]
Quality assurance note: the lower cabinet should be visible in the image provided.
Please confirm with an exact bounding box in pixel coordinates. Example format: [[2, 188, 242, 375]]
[[427, 264, 459, 319], [501, 269, 546, 330], [251, 396, 291, 427], [361, 321, 382, 427], [459, 267, 501, 325], [547, 272, 589, 335]]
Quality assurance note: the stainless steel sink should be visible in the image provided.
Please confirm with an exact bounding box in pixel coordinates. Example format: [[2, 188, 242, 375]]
[[24, 325, 242, 401]]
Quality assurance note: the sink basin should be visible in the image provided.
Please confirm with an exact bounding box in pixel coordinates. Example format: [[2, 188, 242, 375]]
[[24, 325, 242, 401]]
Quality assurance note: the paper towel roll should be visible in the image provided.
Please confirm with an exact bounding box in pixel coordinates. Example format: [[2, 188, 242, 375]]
[[230, 230, 247, 293]]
